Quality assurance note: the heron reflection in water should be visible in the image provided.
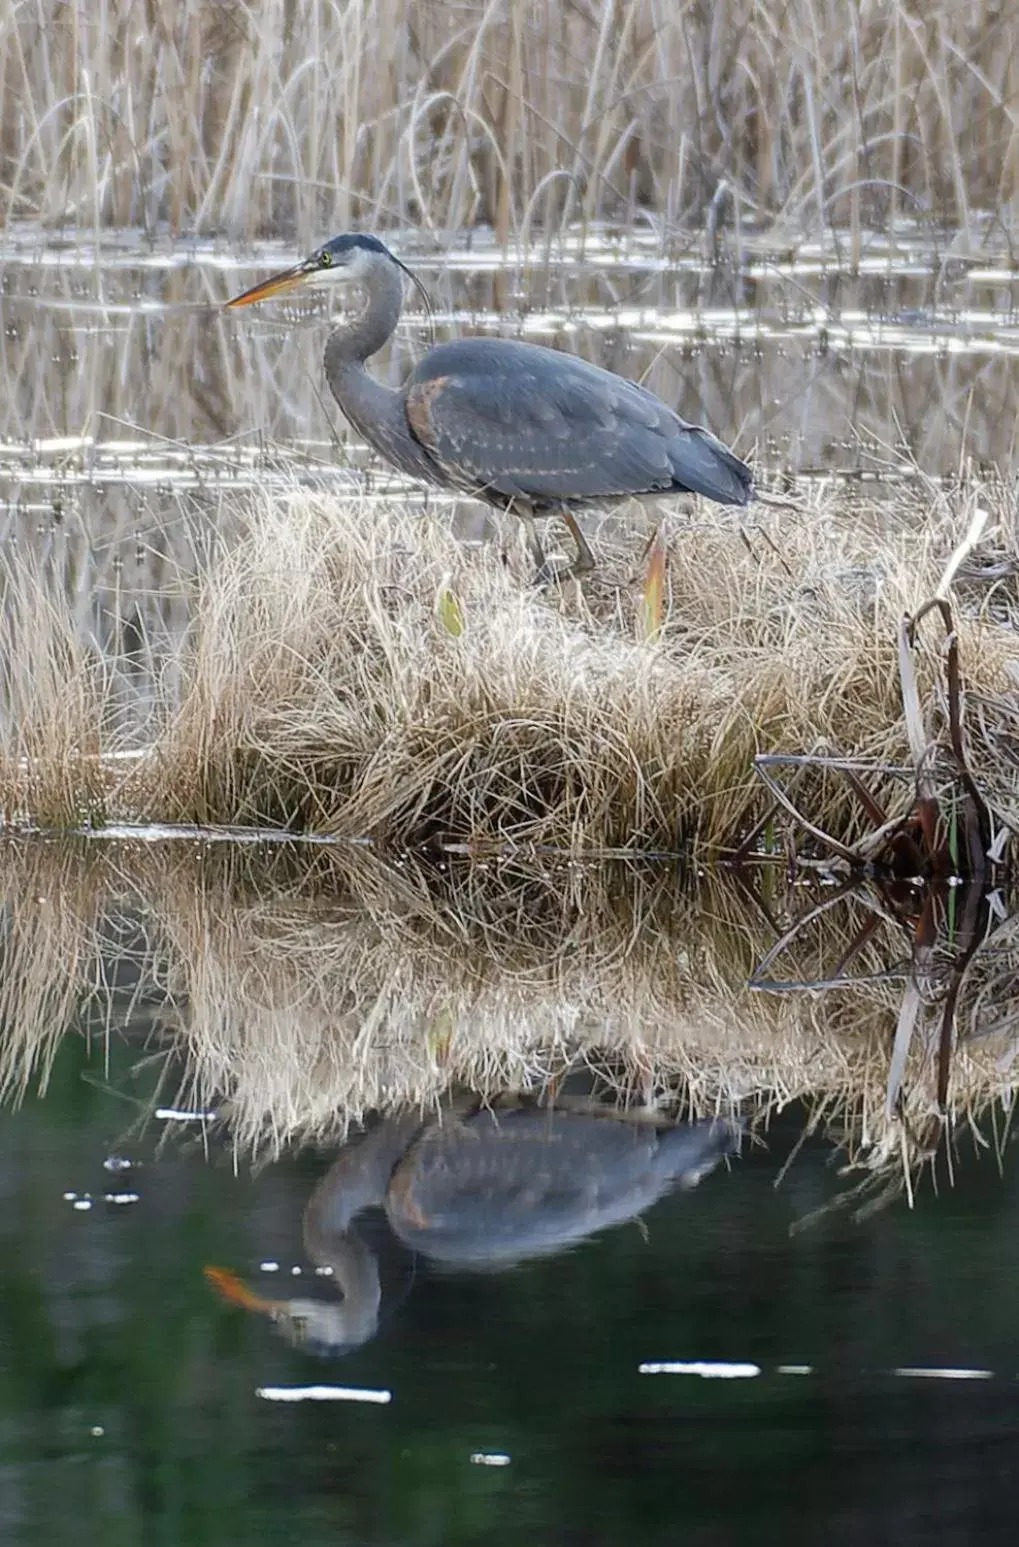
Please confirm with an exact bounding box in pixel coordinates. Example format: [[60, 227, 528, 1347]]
[[205, 1104, 741, 1355], [226, 234, 753, 582]]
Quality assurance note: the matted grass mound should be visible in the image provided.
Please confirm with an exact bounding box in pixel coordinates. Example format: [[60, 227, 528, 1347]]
[[1, 475, 1017, 858]]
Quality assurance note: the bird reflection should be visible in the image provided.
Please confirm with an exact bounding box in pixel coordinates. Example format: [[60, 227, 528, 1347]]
[[206, 1103, 740, 1355]]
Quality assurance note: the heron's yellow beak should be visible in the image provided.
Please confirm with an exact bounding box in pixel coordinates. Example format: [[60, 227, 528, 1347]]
[[225, 262, 312, 309], [204, 1264, 286, 1315]]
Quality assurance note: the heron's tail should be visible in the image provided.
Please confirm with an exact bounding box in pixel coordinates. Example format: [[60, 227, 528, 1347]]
[[673, 429, 755, 506], [655, 1116, 743, 1187]]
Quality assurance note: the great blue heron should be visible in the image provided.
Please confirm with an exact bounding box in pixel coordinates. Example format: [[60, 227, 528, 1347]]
[[205, 1105, 740, 1355], [226, 234, 754, 581]]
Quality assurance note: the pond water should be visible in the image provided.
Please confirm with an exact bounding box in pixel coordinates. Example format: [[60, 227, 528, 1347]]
[[3, 1030, 1019, 1546], [2, 223, 1019, 1542]]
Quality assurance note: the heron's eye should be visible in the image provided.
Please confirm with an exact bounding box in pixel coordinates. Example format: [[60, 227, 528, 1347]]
[[319, 251, 333, 269]]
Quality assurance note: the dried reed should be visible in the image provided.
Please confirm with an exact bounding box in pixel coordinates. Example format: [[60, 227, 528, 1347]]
[[2, 2, 1017, 239]]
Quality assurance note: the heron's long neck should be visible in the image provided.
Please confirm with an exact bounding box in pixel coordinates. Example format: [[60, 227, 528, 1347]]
[[301, 1230, 381, 1348], [301, 1115, 425, 1345], [327, 258, 404, 365], [324, 345, 407, 453], [323, 264, 441, 483]]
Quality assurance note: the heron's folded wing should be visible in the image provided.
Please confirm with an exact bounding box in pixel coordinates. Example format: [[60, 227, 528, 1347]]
[[406, 351, 749, 504]]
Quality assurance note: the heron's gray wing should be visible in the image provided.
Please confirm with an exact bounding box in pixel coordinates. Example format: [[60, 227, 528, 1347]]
[[405, 340, 752, 506], [385, 1110, 737, 1266]]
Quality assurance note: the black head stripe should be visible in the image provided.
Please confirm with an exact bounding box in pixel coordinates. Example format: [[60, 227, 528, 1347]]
[[322, 233, 392, 260]]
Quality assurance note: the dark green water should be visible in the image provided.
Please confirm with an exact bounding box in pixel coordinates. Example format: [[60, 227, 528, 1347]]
[[3, 1034, 1019, 1545]]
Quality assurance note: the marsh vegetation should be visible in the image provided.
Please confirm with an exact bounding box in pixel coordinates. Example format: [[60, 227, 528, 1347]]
[[3, 1, 1019, 241], [0, 474, 1016, 862], [6, 11, 1019, 1541], [2, 3, 1019, 1203]]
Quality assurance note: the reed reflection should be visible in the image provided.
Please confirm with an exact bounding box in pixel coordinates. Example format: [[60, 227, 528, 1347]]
[[0, 841, 1015, 1206]]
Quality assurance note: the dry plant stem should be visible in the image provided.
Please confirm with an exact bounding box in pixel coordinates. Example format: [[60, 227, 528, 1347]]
[[827, 912, 885, 984], [753, 755, 878, 865], [922, 604, 991, 846], [886, 977, 923, 1122], [934, 884, 987, 1111], [905, 595, 991, 876], [750, 881, 865, 991]]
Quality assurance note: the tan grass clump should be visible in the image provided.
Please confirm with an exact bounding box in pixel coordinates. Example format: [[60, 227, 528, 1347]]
[[2, 2, 1017, 237], [152, 477, 1019, 857], [0, 839, 124, 1104], [1, 477, 1019, 857], [0, 556, 110, 827]]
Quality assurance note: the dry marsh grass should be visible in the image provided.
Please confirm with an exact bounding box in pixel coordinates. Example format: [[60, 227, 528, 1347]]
[[1, 474, 1018, 859], [2, 2, 1018, 238], [0, 839, 1015, 1198]]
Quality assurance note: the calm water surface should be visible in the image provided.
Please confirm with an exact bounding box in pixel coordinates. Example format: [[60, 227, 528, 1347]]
[[2, 1031, 1019, 1545]]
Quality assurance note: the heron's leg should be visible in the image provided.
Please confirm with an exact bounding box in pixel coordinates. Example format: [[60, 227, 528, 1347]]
[[560, 507, 596, 575], [519, 512, 569, 586], [512, 503, 575, 587], [521, 512, 547, 574]]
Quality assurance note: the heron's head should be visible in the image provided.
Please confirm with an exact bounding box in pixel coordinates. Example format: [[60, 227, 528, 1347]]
[[204, 1265, 378, 1356], [226, 233, 420, 310]]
